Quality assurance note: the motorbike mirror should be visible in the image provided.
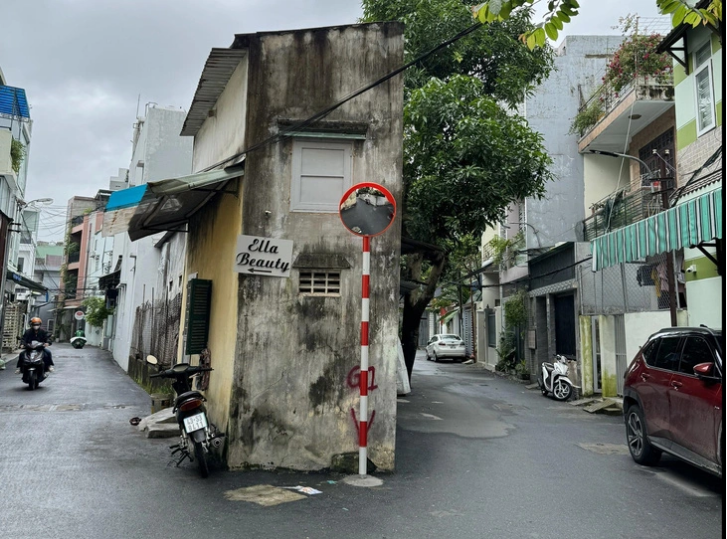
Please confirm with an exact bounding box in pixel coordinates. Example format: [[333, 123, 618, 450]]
[[339, 182, 396, 237], [146, 355, 159, 365]]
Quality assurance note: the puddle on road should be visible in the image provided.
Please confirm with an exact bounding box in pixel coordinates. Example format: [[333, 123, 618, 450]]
[[224, 485, 306, 506], [577, 442, 629, 455]]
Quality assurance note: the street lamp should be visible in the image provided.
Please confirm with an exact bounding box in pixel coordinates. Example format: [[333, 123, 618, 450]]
[[17, 197, 54, 208]]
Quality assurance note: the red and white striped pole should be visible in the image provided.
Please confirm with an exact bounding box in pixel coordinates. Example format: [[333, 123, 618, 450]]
[[358, 235, 371, 476]]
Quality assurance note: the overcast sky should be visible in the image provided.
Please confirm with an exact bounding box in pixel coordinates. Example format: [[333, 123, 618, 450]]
[[1, 0, 664, 241]]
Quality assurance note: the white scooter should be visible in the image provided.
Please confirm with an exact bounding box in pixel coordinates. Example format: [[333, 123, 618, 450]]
[[537, 354, 575, 401]]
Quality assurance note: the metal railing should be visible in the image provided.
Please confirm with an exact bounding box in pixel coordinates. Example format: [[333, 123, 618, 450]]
[[576, 74, 674, 140], [582, 185, 667, 242], [67, 252, 80, 264], [71, 215, 84, 226]]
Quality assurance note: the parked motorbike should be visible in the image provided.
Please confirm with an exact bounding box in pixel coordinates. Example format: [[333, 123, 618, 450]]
[[146, 355, 224, 477], [19, 341, 46, 390], [70, 336, 87, 349], [537, 354, 575, 401]]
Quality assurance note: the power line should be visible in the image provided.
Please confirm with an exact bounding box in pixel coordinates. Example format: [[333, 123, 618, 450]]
[[198, 21, 485, 173]]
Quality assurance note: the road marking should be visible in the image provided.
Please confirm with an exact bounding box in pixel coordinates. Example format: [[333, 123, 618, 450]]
[[431, 401, 443, 404], [420, 413, 442, 420], [397, 399, 409, 403], [655, 471, 717, 498]]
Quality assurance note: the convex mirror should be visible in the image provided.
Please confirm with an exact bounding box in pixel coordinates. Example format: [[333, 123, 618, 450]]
[[339, 182, 396, 237]]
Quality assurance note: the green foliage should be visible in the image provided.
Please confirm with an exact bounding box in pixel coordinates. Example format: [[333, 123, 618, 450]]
[[504, 289, 528, 329], [495, 330, 517, 370], [515, 359, 529, 375], [472, 1, 722, 49], [570, 96, 605, 135], [10, 138, 25, 174], [362, 0, 554, 106], [488, 231, 524, 268], [604, 19, 673, 93], [82, 297, 114, 328], [404, 76, 554, 244]]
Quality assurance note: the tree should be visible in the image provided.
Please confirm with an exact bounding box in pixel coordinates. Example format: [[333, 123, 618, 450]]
[[472, 0, 723, 49], [82, 297, 113, 328], [364, 0, 555, 380]]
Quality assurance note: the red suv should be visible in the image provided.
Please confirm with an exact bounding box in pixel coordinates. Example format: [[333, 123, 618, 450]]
[[623, 327, 723, 477]]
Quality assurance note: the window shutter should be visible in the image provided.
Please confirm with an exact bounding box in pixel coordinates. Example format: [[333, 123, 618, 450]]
[[185, 278, 212, 355]]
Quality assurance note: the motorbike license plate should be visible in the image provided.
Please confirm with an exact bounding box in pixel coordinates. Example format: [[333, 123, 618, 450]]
[[183, 413, 208, 433]]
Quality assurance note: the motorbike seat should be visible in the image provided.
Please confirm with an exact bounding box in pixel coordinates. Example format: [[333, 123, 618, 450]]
[[175, 391, 204, 406]]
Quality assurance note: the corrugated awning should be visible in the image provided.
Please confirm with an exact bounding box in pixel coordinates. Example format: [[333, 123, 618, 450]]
[[591, 187, 722, 271], [6, 269, 47, 292], [101, 163, 244, 240], [127, 163, 244, 242]]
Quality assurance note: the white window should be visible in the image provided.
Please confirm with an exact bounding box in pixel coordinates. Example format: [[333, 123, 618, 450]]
[[290, 139, 353, 212], [693, 42, 715, 136], [299, 270, 341, 296]]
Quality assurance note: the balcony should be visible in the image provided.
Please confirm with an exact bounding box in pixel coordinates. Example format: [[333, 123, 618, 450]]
[[576, 75, 674, 154], [582, 184, 671, 242]]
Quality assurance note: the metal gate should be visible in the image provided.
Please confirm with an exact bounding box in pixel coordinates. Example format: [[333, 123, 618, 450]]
[[614, 314, 627, 396], [554, 294, 576, 357], [462, 305, 473, 355]]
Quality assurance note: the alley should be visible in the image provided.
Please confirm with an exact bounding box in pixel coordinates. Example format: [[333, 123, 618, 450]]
[[0, 346, 721, 539]]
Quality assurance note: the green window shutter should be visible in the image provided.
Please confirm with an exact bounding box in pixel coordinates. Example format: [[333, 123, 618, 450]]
[[185, 279, 212, 355]]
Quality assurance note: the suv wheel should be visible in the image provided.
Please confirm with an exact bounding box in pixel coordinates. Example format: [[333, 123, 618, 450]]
[[625, 405, 661, 466]]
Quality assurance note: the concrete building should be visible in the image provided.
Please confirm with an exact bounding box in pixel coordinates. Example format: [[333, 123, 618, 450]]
[[478, 36, 625, 374], [474, 24, 719, 400], [108, 23, 404, 472], [0, 70, 47, 350], [104, 105, 192, 370], [32, 242, 64, 331]]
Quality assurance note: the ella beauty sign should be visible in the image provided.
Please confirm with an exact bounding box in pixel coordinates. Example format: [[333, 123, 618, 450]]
[[233, 235, 293, 278]]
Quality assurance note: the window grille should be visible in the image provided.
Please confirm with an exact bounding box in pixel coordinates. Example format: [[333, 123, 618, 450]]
[[299, 270, 341, 296]]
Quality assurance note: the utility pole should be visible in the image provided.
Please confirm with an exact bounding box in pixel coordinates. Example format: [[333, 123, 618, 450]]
[[657, 154, 678, 327]]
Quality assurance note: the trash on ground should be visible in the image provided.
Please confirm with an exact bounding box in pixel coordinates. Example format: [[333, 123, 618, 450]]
[[282, 485, 322, 495]]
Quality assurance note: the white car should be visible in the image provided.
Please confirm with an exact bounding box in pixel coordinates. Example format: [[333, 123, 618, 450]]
[[425, 334, 467, 362]]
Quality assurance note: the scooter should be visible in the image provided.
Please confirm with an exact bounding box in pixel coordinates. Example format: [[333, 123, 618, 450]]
[[537, 354, 575, 401], [146, 355, 224, 478], [19, 341, 46, 390], [70, 336, 87, 349]]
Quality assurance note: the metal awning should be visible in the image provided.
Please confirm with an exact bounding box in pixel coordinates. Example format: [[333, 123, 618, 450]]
[[591, 187, 722, 271], [6, 269, 47, 292], [101, 163, 244, 241]]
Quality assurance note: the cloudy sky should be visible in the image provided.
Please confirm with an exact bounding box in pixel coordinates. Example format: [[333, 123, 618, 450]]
[[1, 0, 664, 241]]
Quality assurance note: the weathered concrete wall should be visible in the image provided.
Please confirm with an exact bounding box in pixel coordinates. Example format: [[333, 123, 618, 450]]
[[227, 23, 404, 471], [192, 59, 249, 172], [181, 190, 242, 437], [526, 36, 623, 249]]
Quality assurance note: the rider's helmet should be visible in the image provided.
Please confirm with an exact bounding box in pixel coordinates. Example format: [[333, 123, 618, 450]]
[[30, 317, 42, 330]]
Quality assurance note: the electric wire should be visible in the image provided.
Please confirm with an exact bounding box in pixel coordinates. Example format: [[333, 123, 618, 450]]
[[198, 21, 485, 173]]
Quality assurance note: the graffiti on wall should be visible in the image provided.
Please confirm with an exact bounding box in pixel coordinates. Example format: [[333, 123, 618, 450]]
[[347, 365, 377, 433]]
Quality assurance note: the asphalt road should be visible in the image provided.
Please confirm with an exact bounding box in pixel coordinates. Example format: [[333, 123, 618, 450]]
[[0, 346, 722, 539]]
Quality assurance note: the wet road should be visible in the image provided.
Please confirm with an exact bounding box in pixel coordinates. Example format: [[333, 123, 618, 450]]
[[0, 346, 722, 538]]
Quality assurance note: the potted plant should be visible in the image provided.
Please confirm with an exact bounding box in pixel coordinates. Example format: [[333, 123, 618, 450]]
[[515, 360, 530, 381]]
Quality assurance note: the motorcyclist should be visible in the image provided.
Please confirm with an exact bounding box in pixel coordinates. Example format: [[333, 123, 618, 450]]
[[15, 317, 54, 376]]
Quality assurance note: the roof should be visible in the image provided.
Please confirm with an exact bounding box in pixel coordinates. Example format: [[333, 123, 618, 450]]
[[35, 244, 64, 258], [0, 85, 30, 119], [181, 23, 395, 138], [180, 48, 247, 137]]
